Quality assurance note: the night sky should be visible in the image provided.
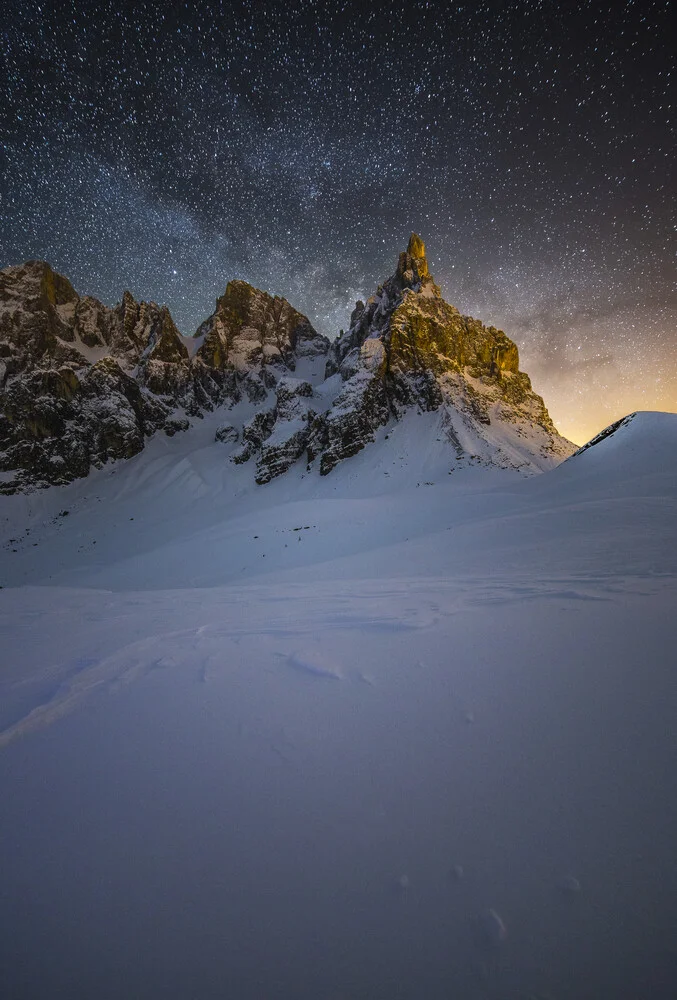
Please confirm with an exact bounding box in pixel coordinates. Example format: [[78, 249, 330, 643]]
[[1, 0, 674, 444]]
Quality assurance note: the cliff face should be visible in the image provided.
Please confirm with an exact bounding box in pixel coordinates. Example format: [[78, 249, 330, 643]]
[[316, 234, 574, 474], [196, 280, 327, 372], [0, 262, 328, 492], [0, 239, 573, 493], [0, 261, 184, 377]]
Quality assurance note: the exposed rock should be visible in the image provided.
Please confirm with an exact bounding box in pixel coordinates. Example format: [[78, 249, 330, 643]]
[[137, 307, 191, 402], [145, 309, 189, 365], [229, 375, 318, 484], [0, 238, 573, 492], [231, 409, 277, 465], [256, 425, 310, 485], [315, 339, 391, 474], [164, 417, 190, 437], [0, 356, 170, 492], [0, 261, 187, 378], [255, 377, 317, 484], [314, 234, 574, 475], [242, 372, 269, 403], [0, 260, 82, 374], [195, 280, 329, 372], [0, 262, 327, 491], [215, 422, 239, 444], [274, 375, 314, 416]]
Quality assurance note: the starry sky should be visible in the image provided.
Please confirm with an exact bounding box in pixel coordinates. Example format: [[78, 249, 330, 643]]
[[1, 0, 674, 444]]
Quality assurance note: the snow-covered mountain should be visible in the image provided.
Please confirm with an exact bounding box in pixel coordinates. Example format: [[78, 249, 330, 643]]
[[0, 259, 329, 491], [315, 233, 574, 475], [0, 236, 574, 493]]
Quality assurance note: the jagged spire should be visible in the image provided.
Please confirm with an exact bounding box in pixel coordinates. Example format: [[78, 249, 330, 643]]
[[407, 232, 426, 259], [396, 232, 432, 286], [406, 233, 429, 278]]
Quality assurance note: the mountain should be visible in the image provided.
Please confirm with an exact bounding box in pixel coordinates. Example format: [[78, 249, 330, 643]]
[[0, 237, 573, 494], [0, 261, 328, 492], [314, 233, 574, 474], [0, 250, 674, 1000]]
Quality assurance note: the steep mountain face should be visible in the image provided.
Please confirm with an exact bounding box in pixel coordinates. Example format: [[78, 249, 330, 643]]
[[314, 234, 574, 474], [0, 263, 328, 492], [0, 261, 189, 491], [0, 238, 574, 494], [195, 279, 327, 371]]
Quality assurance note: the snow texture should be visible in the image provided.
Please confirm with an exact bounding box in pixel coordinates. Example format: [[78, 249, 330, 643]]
[[0, 410, 676, 998]]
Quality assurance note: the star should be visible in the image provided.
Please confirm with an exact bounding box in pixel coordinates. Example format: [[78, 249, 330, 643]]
[[0, 0, 674, 445]]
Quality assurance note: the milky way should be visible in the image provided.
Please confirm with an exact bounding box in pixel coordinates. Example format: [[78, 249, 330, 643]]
[[1, 0, 674, 442]]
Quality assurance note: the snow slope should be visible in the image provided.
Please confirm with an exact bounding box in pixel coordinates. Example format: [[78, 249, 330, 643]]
[[1, 410, 676, 999]]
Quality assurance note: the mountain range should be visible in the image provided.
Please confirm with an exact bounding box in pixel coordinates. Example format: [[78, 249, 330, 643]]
[[0, 234, 574, 493]]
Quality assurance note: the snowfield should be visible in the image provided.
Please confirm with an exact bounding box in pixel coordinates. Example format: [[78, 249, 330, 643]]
[[1, 410, 676, 999]]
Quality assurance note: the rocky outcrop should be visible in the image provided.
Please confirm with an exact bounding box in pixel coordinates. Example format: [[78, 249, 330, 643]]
[[214, 422, 239, 444], [0, 262, 328, 492], [195, 280, 328, 372], [0, 261, 186, 379], [312, 339, 391, 475], [0, 262, 192, 491], [185, 283, 329, 415], [315, 234, 574, 474], [0, 357, 171, 490], [227, 376, 319, 484], [0, 260, 82, 375], [255, 377, 317, 484]]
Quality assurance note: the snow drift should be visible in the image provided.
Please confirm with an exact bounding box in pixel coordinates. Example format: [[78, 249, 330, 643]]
[[0, 409, 676, 999]]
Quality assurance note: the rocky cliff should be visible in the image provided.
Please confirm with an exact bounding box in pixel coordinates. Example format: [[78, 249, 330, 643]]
[[0, 239, 574, 493], [0, 262, 328, 492], [313, 233, 575, 474]]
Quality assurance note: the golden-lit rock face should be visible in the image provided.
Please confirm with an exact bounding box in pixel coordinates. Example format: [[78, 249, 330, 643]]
[[318, 234, 575, 474], [395, 232, 436, 291], [407, 232, 426, 259], [389, 294, 520, 379], [0, 238, 573, 493], [406, 232, 429, 277], [387, 233, 520, 380]]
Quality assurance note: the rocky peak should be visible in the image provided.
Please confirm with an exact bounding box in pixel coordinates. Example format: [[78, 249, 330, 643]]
[[0, 261, 183, 376], [0, 261, 330, 492], [196, 280, 328, 372], [395, 232, 435, 290], [0, 261, 80, 372], [329, 235, 519, 383], [407, 232, 427, 265], [146, 308, 189, 364], [1, 260, 79, 311], [317, 234, 575, 475]]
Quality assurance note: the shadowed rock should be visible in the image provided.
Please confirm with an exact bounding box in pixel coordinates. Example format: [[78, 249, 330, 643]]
[[0, 263, 328, 492]]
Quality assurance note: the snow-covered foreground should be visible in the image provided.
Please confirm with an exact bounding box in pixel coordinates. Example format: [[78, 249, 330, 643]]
[[1, 411, 676, 999]]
